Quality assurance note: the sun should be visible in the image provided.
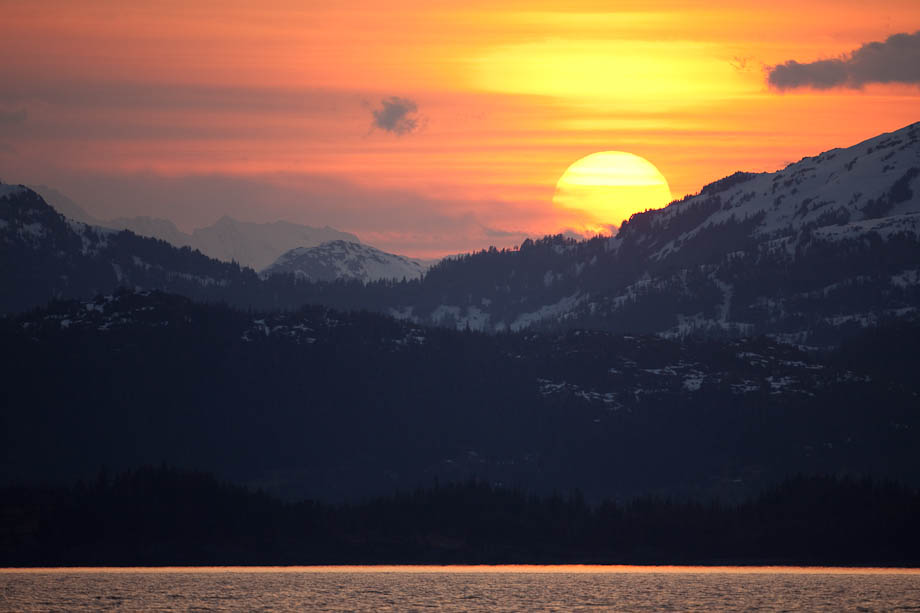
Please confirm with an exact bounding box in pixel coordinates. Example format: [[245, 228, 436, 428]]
[[553, 152, 672, 231]]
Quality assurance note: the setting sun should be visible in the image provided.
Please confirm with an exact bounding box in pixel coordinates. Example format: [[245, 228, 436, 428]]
[[553, 152, 673, 230]]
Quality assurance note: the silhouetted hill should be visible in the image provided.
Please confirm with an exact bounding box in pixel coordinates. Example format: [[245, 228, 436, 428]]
[[2, 467, 917, 566], [2, 290, 918, 503]]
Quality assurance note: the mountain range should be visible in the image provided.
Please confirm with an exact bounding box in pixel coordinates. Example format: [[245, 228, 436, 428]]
[[12, 121, 919, 346], [27, 185, 362, 272]]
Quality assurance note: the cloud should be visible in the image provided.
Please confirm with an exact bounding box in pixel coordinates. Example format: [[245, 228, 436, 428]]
[[0, 108, 27, 126], [371, 96, 420, 134], [768, 31, 920, 90]]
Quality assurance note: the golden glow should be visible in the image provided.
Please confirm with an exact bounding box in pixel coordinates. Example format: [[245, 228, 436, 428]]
[[554, 152, 672, 229], [469, 40, 752, 110], [1, 1, 919, 257]]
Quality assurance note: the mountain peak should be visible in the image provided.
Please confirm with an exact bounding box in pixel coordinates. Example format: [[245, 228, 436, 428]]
[[619, 120, 920, 265], [263, 240, 432, 282], [190, 218, 361, 270]]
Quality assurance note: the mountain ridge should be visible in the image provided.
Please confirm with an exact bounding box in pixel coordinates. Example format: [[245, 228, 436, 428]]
[[25, 184, 364, 271], [371, 121, 920, 343], [4, 121, 919, 346], [3, 288, 918, 502]]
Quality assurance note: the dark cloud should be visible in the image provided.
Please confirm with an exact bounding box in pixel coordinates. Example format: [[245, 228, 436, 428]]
[[0, 108, 27, 126], [768, 31, 920, 90], [371, 96, 419, 135]]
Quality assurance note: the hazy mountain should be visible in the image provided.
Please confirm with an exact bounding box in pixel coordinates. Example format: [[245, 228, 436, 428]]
[[2, 289, 917, 502], [262, 240, 434, 281], [102, 214, 361, 271], [188, 216, 360, 271], [28, 184, 101, 226], [23, 183, 361, 271], [105, 216, 194, 249]]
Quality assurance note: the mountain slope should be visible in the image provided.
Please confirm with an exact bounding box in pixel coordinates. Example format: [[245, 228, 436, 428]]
[[360, 122, 920, 344], [0, 184, 263, 313], [263, 240, 432, 282], [105, 215, 194, 249], [27, 184, 102, 226], [3, 289, 918, 502], [4, 122, 919, 346]]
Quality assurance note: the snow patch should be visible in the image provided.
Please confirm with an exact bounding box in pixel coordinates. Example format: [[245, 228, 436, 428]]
[[891, 269, 920, 288], [682, 375, 704, 391], [510, 293, 584, 331]]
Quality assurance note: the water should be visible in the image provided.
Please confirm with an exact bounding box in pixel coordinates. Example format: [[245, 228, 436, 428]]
[[2, 566, 919, 612]]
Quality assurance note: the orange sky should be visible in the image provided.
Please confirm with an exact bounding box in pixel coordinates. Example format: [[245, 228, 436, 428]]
[[0, 0, 918, 257]]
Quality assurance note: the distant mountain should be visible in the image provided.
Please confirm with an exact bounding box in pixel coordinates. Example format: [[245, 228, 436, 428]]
[[28, 184, 101, 226], [25, 182, 361, 271], [188, 216, 361, 271], [102, 214, 360, 271], [2, 289, 918, 502], [263, 240, 433, 282], [105, 215, 193, 249]]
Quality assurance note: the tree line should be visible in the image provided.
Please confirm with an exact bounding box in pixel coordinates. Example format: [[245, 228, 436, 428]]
[[2, 466, 917, 567]]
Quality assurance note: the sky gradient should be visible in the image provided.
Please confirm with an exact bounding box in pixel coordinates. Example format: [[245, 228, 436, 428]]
[[1, 0, 918, 257]]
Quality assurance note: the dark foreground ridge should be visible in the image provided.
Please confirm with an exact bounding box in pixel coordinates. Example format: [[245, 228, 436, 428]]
[[2, 466, 918, 567], [4, 289, 920, 504]]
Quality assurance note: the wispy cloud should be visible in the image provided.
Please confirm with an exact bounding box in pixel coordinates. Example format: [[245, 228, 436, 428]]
[[371, 96, 420, 135], [767, 31, 920, 90]]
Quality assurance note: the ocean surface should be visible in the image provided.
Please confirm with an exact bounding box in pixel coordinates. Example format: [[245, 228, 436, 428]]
[[1, 566, 919, 612]]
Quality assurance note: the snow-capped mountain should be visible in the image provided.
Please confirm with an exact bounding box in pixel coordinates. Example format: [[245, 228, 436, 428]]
[[589, 121, 920, 341], [189, 217, 360, 271], [262, 240, 433, 282], [368, 121, 920, 344], [617, 123, 920, 263]]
